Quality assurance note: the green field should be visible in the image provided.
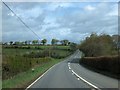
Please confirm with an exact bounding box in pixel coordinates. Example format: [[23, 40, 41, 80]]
[[2, 45, 73, 88]]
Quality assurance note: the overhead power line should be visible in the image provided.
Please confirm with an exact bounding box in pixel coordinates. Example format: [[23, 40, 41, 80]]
[[2, 0, 41, 40]]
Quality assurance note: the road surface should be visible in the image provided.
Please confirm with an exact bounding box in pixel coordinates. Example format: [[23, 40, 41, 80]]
[[27, 50, 119, 90]]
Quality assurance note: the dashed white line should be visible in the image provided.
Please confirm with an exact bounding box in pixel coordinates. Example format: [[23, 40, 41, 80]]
[[68, 62, 101, 90], [68, 66, 71, 70]]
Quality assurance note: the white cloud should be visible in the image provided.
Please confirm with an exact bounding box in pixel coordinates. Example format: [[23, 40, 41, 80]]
[[84, 5, 95, 11], [2, 2, 118, 43], [15, 6, 43, 19]]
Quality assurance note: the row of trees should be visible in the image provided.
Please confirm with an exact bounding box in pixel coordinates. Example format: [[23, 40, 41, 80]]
[[7, 39, 47, 45], [3, 39, 74, 46], [51, 39, 71, 45]]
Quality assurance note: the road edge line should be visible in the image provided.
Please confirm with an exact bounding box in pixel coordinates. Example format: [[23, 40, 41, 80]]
[[25, 63, 59, 89]]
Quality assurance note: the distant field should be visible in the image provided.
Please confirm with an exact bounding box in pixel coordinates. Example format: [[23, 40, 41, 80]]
[[2, 45, 71, 57], [2, 45, 71, 55]]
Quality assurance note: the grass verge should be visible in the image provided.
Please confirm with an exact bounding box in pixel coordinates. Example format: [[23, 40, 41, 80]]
[[2, 58, 62, 89]]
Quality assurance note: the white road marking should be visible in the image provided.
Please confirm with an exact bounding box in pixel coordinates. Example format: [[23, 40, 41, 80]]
[[68, 66, 71, 70], [68, 64, 70, 67], [68, 62, 101, 90], [68, 63, 71, 70], [68, 63, 70, 65], [26, 63, 59, 90]]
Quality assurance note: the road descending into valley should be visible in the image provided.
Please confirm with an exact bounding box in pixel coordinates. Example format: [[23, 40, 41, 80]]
[[27, 50, 119, 90]]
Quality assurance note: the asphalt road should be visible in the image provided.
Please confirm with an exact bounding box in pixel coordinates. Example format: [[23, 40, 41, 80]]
[[27, 50, 119, 89]]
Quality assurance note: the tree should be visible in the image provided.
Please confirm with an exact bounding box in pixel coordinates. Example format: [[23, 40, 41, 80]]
[[32, 40, 38, 45], [78, 33, 115, 57], [9, 41, 13, 45], [41, 39, 47, 45], [14, 41, 20, 45], [68, 42, 71, 45], [51, 39, 59, 45], [28, 40, 31, 45], [3, 42, 8, 45], [70, 42, 77, 51], [21, 41, 25, 45], [60, 40, 69, 46], [25, 41, 27, 45]]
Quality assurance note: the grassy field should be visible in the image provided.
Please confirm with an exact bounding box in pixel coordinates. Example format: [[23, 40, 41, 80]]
[[2, 45, 71, 57], [2, 45, 73, 88]]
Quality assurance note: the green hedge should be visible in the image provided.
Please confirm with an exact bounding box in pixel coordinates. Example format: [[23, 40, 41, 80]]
[[79, 56, 120, 74]]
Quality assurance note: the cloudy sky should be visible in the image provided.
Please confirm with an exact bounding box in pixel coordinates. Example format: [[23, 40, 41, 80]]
[[2, 0, 118, 44]]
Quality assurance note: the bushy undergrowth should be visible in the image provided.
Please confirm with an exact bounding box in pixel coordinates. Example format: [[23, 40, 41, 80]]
[[3, 45, 71, 50], [2, 55, 51, 80], [23, 49, 72, 59], [80, 56, 120, 75]]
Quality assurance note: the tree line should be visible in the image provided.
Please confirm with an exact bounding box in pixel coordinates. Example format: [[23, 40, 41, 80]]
[[2, 39, 75, 46]]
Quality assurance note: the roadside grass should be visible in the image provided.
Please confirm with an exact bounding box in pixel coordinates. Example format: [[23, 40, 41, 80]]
[[2, 58, 62, 88]]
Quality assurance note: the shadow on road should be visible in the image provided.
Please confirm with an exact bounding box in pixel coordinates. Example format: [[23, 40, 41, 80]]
[[70, 58, 80, 63]]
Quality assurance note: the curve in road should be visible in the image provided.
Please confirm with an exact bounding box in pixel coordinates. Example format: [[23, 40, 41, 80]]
[[26, 50, 119, 90]]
